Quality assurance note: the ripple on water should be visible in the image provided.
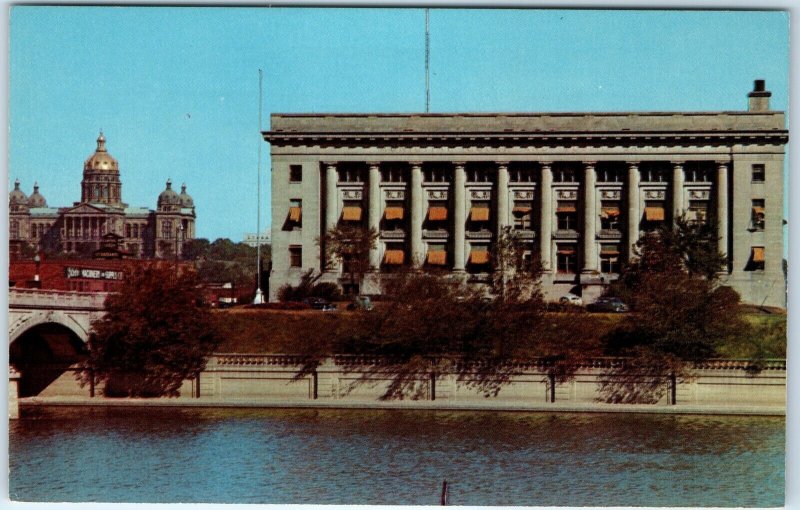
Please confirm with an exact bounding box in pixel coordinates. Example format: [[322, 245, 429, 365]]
[[9, 407, 784, 506]]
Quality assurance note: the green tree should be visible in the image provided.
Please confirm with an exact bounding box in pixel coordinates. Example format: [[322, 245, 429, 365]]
[[319, 224, 378, 295], [83, 264, 221, 397]]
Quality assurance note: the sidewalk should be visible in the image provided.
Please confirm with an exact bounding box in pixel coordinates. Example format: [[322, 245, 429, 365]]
[[19, 395, 786, 416]]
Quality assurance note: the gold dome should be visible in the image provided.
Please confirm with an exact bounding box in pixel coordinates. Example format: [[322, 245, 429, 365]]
[[83, 130, 119, 173]]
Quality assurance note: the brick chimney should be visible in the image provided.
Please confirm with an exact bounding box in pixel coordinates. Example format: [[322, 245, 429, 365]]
[[748, 79, 771, 111]]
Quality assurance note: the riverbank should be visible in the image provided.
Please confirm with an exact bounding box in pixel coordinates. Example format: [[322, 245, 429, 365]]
[[19, 395, 785, 416]]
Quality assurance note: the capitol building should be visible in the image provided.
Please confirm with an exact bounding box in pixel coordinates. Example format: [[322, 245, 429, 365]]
[[265, 80, 786, 307], [9, 132, 196, 259]]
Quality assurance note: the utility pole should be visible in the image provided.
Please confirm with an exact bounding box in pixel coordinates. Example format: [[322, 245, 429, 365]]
[[425, 8, 430, 113], [253, 69, 265, 304]]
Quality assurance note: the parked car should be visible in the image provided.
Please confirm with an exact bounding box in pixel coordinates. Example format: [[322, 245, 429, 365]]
[[302, 297, 337, 311], [586, 296, 629, 313], [347, 295, 374, 311], [559, 293, 583, 306]]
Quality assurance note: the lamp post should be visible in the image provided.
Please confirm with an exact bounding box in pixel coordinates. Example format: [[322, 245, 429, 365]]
[[253, 68, 265, 304], [33, 253, 41, 287], [175, 224, 184, 277]]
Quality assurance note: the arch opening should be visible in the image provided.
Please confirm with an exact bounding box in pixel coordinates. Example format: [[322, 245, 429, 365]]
[[10, 322, 88, 397]]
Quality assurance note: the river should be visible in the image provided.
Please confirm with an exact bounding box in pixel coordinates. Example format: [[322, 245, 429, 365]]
[[9, 406, 784, 506]]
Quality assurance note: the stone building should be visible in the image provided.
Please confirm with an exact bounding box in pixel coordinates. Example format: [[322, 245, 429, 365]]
[[264, 81, 787, 307], [9, 132, 196, 259]]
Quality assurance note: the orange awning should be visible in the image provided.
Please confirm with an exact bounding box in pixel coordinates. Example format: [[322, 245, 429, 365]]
[[427, 251, 447, 266], [601, 206, 620, 218], [644, 207, 665, 221], [470, 206, 490, 222], [428, 206, 448, 221], [752, 206, 765, 216], [557, 248, 576, 255], [469, 250, 490, 265], [556, 205, 577, 213], [601, 250, 620, 256], [512, 206, 532, 215], [384, 207, 404, 221], [752, 247, 765, 263], [288, 207, 302, 222], [383, 250, 405, 265], [342, 206, 363, 222]]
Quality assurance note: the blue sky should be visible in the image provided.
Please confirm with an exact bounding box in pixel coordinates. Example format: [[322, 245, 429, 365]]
[[8, 7, 789, 242]]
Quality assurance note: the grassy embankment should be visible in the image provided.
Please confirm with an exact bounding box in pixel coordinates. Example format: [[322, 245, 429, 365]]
[[213, 307, 786, 359]]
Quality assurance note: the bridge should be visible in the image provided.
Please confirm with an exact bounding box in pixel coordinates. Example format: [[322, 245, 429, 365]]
[[9, 289, 107, 398]]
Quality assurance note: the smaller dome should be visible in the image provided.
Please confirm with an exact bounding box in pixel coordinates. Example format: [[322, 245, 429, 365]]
[[179, 183, 194, 208], [9, 179, 28, 206], [28, 182, 47, 208], [158, 179, 181, 208]]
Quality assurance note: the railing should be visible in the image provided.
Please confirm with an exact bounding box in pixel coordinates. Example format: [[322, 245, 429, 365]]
[[211, 354, 786, 371], [9, 288, 108, 310]]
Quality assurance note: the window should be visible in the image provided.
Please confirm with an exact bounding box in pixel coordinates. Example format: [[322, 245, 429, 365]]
[[510, 168, 534, 183], [512, 201, 533, 230], [597, 168, 623, 183], [643, 201, 666, 226], [685, 166, 712, 182], [10, 220, 18, 239], [338, 167, 364, 183], [288, 199, 303, 228], [556, 244, 577, 273], [133, 224, 140, 238], [752, 164, 765, 183], [556, 201, 578, 230], [600, 244, 621, 274], [289, 246, 302, 268], [289, 165, 303, 182], [468, 244, 490, 267], [554, 168, 577, 183], [381, 167, 406, 183], [426, 244, 447, 266], [747, 246, 765, 271], [383, 201, 405, 230], [427, 202, 448, 222], [600, 202, 621, 230], [641, 168, 667, 183], [688, 200, 709, 225], [424, 167, 449, 183], [467, 168, 491, 183], [162, 220, 173, 239], [341, 200, 363, 222], [470, 202, 491, 223], [383, 245, 406, 267], [126, 224, 132, 238], [751, 199, 765, 231]]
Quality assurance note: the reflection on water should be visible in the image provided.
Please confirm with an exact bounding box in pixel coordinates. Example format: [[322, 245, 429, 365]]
[[10, 407, 784, 506]]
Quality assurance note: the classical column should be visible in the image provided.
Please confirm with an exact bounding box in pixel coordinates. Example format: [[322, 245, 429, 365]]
[[453, 162, 467, 272], [410, 163, 424, 267], [496, 162, 510, 234], [367, 162, 381, 270], [716, 162, 729, 264], [582, 162, 598, 272], [324, 162, 338, 271], [627, 162, 640, 261], [672, 161, 685, 220], [539, 162, 553, 271]]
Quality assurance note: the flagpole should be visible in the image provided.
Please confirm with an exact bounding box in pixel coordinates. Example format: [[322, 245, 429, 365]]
[[253, 69, 265, 304], [425, 8, 430, 113]]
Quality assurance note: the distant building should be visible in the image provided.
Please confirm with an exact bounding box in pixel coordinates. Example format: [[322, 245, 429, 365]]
[[264, 80, 787, 307], [9, 132, 197, 259], [242, 230, 271, 248]]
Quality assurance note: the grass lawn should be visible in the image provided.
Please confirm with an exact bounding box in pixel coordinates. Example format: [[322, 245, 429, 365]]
[[212, 306, 786, 359]]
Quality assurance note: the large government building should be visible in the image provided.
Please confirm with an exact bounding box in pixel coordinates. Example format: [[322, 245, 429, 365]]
[[9, 132, 196, 259], [264, 81, 787, 307]]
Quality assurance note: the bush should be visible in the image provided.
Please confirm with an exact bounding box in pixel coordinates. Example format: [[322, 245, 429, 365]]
[[278, 269, 343, 302]]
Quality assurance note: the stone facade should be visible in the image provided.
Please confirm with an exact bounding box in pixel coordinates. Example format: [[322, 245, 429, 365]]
[[9, 132, 197, 259], [264, 81, 787, 307]]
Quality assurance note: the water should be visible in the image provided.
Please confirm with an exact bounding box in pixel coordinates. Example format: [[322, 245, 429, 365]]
[[9, 407, 784, 506]]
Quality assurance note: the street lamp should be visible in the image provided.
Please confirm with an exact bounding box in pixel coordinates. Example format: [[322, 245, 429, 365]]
[[175, 223, 184, 277], [33, 254, 41, 285]]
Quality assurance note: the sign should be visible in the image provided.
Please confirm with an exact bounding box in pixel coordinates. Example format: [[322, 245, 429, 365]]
[[64, 267, 124, 281]]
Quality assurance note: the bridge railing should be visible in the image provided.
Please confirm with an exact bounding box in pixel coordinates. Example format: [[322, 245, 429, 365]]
[[8, 288, 108, 310]]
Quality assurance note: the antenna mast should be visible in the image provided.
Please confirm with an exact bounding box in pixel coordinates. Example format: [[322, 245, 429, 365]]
[[253, 69, 265, 304], [425, 8, 430, 113]]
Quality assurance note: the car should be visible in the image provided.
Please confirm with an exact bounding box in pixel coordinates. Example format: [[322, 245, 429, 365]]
[[302, 297, 338, 311], [586, 296, 629, 313], [559, 293, 583, 306], [347, 295, 374, 311]]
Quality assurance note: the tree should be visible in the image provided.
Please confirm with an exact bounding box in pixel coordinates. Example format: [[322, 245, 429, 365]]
[[83, 264, 221, 397], [602, 217, 748, 403], [319, 224, 378, 295], [185, 238, 264, 301]]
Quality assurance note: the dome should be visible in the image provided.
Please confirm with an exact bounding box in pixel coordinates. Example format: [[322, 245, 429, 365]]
[[27, 182, 47, 208], [179, 183, 194, 208], [158, 179, 181, 208], [9, 179, 28, 206], [84, 131, 119, 173]]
